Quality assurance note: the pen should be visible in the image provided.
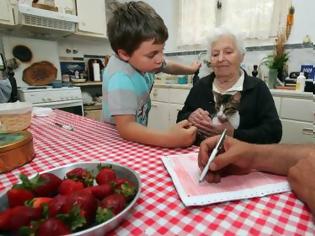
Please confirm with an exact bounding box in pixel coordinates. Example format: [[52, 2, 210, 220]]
[[55, 123, 74, 131], [198, 129, 227, 183]]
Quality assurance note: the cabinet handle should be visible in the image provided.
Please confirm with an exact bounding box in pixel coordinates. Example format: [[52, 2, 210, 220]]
[[151, 104, 158, 108], [152, 92, 158, 96], [302, 128, 313, 135]]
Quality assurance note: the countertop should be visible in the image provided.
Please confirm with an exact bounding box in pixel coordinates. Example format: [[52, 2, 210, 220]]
[[153, 83, 314, 99]]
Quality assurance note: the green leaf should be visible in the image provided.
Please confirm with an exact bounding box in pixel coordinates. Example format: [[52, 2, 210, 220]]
[[95, 207, 114, 224]]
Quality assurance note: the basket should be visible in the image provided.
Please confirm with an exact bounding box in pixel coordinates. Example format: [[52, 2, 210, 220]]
[[0, 102, 32, 133]]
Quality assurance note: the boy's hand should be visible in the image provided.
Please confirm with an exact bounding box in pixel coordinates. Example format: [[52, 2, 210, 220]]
[[190, 61, 202, 73], [167, 120, 197, 147], [198, 136, 253, 183]]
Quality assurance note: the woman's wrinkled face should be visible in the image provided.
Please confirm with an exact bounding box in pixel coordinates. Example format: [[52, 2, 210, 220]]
[[119, 39, 165, 73], [210, 36, 244, 79]]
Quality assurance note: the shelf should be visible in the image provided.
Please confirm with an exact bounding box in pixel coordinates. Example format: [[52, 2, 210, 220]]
[[72, 81, 102, 87], [84, 103, 102, 110]]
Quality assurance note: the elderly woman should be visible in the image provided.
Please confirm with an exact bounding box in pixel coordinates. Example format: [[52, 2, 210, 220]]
[[177, 27, 282, 144]]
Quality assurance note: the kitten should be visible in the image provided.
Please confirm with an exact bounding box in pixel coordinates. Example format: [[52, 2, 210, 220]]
[[212, 91, 241, 129]]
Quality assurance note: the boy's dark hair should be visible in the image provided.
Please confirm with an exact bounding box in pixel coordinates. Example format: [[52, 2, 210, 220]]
[[107, 1, 168, 55]]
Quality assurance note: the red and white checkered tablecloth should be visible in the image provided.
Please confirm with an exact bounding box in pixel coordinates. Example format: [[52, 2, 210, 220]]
[[1, 110, 314, 235]]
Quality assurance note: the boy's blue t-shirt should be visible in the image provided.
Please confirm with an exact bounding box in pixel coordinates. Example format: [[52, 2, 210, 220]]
[[102, 56, 155, 126]]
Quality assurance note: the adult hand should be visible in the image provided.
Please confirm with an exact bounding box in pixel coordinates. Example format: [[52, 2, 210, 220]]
[[167, 120, 197, 147], [200, 120, 235, 138], [188, 108, 212, 134], [198, 136, 253, 183], [288, 154, 315, 215]]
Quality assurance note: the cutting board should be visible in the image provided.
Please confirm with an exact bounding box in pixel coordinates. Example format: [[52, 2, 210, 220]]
[[2, 36, 61, 88]]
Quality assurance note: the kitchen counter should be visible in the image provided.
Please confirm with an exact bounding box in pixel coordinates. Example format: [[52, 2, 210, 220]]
[[0, 110, 314, 235]]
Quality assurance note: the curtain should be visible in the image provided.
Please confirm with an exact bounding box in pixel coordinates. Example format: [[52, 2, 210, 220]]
[[177, 0, 217, 47], [177, 0, 291, 47], [220, 0, 291, 39]]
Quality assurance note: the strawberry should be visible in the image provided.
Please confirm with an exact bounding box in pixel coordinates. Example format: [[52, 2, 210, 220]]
[[25, 197, 52, 208], [66, 167, 94, 186], [58, 179, 84, 195], [0, 206, 42, 231], [96, 166, 116, 185], [113, 178, 136, 202], [33, 173, 62, 197], [61, 190, 97, 224], [14, 173, 62, 197], [87, 183, 113, 200], [99, 193, 126, 215], [7, 188, 34, 208], [47, 194, 68, 217], [0, 209, 11, 231], [36, 218, 71, 236]]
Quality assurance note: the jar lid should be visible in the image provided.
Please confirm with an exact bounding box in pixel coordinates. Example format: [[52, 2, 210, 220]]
[[0, 131, 33, 153]]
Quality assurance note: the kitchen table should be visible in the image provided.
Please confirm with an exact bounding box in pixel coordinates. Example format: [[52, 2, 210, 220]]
[[1, 110, 314, 235]]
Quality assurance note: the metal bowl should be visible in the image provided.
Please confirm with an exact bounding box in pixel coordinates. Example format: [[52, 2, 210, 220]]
[[0, 162, 141, 235]]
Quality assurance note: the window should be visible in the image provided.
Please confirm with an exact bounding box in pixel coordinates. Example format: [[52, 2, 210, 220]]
[[177, 0, 291, 47]]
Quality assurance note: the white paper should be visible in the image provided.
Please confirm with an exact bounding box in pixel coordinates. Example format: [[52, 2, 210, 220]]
[[162, 153, 290, 207]]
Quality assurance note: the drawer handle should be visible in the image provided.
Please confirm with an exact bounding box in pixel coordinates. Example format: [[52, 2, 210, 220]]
[[152, 92, 158, 96], [151, 104, 157, 108], [302, 128, 313, 135]]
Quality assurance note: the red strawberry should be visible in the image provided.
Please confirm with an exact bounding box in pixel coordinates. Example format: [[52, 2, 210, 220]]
[[58, 179, 84, 195], [33, 173, 62, 197], [47, 194, 67, 217], [1, 206, 42, 231], [66, 167, 94, 186], [0, 209, 11, 231], [26, 197, 53, 208], [36, 218, 71, 236], [61, 190, 97, 224], [7, 188, 34, 208], [87, 184, 113, 200], [96, 167, 116, 185], [113, 178, 136, 201], [99, 193, 126, 215]]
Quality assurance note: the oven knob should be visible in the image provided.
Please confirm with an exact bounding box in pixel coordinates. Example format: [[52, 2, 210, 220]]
[[42, 98, 46, 102]]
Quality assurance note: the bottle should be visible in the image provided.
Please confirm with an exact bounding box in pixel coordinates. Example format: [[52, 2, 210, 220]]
[[252, 65, 258, 78], [93, 60, 101, 82], [295, 72, 306, 92]]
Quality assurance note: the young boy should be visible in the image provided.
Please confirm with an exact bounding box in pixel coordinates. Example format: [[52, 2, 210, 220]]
[[102, 1, 199, 148]]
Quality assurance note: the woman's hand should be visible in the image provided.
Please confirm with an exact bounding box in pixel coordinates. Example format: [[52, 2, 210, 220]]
[[188, 108, 212, 134], [197, 120, 234, 138], [198, 136, 253, 183]]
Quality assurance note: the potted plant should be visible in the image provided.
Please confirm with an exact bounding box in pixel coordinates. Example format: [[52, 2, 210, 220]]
[[262, 32, 289, 88]]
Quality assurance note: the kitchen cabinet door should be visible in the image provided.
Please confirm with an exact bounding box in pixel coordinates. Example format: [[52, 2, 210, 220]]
[[169, 103, 184, 126], [76, 0, 107, 37], [148, 101, 169, 131], [0, 0, 15, 25], [281, 119, 313, 144]]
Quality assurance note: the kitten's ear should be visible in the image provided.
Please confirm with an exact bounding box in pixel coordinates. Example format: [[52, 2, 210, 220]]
[[232, 92, 241, 102]]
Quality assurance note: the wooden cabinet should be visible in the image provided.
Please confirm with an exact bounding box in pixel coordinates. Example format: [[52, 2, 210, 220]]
[[85, 108, 102, 122], [0, 0, 15, 25], [75, 0, 107, 38], [148, 85, 190, 130]]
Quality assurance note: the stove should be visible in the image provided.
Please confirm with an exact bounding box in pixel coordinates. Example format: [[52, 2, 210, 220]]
[[18, 86, 84, 115]]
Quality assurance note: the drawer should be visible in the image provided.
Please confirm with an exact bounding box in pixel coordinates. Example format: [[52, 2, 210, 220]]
[[273, 96, 281, 115], [168, 88, 190, 104], [151, 88, 169, 102], [280, 98, 313, 122]]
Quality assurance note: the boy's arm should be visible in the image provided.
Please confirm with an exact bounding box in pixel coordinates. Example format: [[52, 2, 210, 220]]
[[162, 60, 200, 75], [114, 115, 197, 148]]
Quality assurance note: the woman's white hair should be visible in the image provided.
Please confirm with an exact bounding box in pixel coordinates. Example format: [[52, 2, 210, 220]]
[[207, 27, 246, 55]]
